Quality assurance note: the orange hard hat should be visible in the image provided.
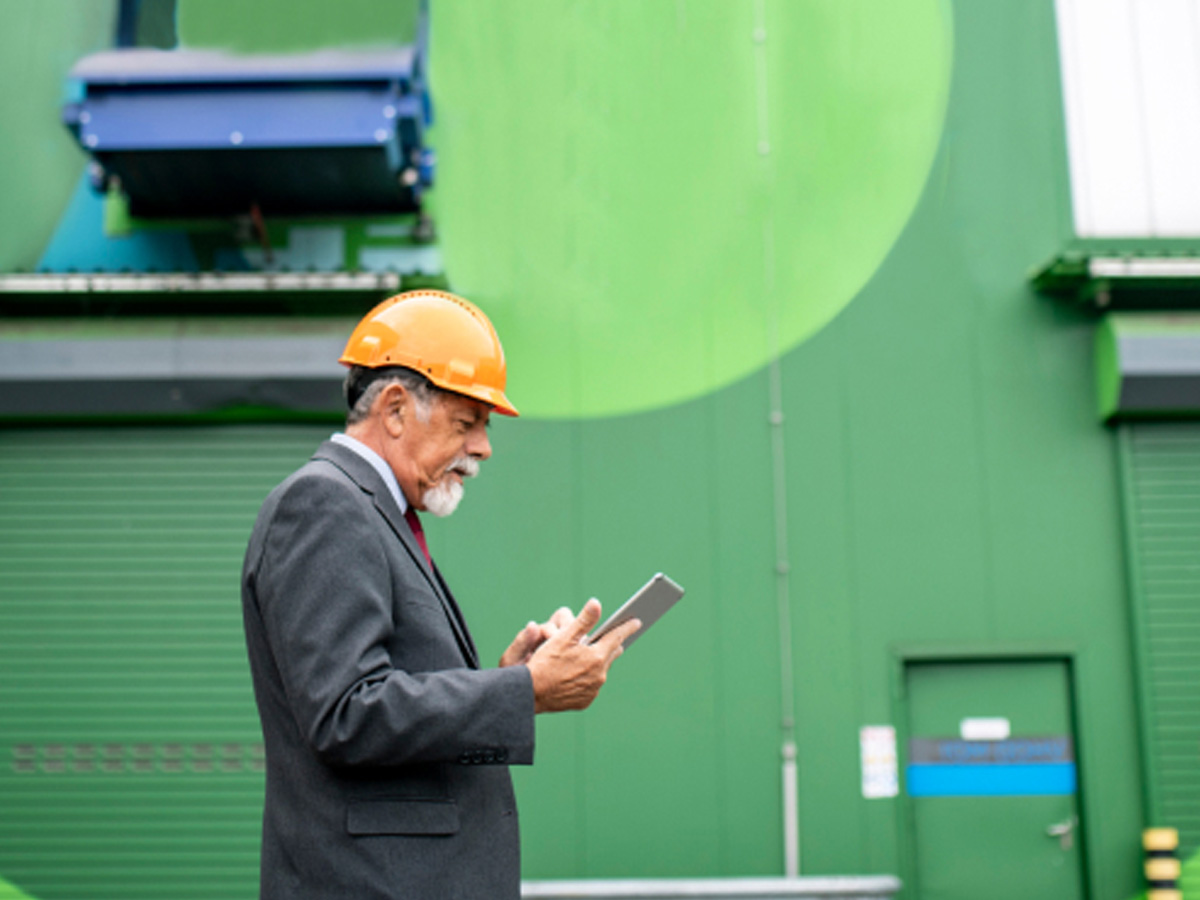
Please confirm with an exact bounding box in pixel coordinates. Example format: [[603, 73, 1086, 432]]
[[339, 289, 518, 417]]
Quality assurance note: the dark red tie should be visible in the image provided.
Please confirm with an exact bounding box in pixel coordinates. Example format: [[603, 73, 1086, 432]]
[[403, 507, 432, 567]]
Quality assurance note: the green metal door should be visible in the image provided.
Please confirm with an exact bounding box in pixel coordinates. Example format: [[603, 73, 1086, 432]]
[[1119, 423, 1200, 857], [904, 660, 1084, 900], [0, 425, 328, 900]]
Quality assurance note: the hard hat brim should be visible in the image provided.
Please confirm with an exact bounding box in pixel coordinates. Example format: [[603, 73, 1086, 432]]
[[460, 383, 519, 417]]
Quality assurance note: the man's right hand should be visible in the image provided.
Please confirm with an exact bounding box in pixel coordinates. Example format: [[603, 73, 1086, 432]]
[[525, 600, 641, 714]]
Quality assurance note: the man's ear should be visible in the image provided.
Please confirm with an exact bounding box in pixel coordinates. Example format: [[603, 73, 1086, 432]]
[[378, 383, 409, 438]]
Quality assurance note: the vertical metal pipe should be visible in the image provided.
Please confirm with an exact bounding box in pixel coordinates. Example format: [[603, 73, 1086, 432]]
[[754, 0, 799, 875], [760, 140, 800, 881], [782, 740, 800, 877], [768, 316, 799, 875], [769, 335, 800, 875]]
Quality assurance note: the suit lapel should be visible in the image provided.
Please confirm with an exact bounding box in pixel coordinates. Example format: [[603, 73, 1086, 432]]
[[312, 441, 480, 669], [371, 494, 481, 669], [432, 563, 480, 668]]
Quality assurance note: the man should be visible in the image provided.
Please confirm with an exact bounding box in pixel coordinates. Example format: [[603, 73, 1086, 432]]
[[241, 290, 639, 900]]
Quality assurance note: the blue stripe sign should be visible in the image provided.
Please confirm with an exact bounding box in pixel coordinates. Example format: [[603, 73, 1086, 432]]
[[906, 736, 1077, 797], [906, 762, 1077, 797]]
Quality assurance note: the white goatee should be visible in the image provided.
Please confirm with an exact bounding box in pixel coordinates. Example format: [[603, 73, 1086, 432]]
[[421, 456, 479, 518]]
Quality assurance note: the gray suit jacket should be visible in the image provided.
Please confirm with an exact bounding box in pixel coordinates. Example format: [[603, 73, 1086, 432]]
[[241, 440, 535, 900]]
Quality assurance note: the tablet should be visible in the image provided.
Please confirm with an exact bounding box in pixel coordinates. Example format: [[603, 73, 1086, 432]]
[[586, 573, 684, 649]]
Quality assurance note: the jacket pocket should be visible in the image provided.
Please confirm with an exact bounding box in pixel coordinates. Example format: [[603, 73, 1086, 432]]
[[346, 799, 460, 836]]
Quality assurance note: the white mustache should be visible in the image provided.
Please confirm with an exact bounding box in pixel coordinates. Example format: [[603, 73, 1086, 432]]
[[449, 456, 480, 479]]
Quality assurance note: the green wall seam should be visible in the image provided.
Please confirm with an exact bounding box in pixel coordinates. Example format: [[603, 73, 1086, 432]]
[[1115, 423, 1160, 827]]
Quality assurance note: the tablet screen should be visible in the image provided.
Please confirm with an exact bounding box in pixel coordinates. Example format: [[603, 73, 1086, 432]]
[[587, 572, 684, 649]]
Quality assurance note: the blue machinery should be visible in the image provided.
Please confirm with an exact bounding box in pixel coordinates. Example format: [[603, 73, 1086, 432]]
[[62, 37, 433, 220]]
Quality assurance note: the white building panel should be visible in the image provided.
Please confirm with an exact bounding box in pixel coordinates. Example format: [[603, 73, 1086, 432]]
[[1057, 0, 1200, 237], [1056, 0, 1152, 236], [1134, 0, 1200, 235]]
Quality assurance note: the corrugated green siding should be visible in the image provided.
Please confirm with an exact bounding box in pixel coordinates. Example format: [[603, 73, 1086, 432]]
[[1122, 423, 1200, 856], [0, 426, 326, 900]]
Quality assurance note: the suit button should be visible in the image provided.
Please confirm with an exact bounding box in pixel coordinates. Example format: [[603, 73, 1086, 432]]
[[496, 750, 508, 763]]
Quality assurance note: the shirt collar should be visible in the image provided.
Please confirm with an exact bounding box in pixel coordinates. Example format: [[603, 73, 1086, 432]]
[[330, 432, 408, 514]]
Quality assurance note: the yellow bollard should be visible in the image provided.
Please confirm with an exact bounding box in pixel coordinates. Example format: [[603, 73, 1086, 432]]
[[1144, 828, 1182, 900]]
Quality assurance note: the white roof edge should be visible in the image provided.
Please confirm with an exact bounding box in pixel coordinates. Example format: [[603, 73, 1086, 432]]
[[0, 272, 402, 294], [1089, 256, 1200, 279], [70, 47, 416, 83]]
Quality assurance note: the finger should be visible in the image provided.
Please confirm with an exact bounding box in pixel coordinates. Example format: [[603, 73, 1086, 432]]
[[500, 622, 542, 666], [520, 621, 543, 649], [596, 618, 642, 659], [540, 607, 573, 639], [499, 634, 524, 667], [563, 598, 602, 641]]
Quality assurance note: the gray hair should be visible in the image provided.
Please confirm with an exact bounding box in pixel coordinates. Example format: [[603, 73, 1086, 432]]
[[344, 366, 439, 427]]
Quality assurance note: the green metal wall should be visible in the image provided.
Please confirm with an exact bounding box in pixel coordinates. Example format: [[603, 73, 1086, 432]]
[[0, 1, 1176, 899], [431, 0, 1144, 893], [0, 1, 114, 273]]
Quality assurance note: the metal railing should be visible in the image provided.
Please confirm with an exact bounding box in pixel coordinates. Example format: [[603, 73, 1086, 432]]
[[522, 876, 902, 900]]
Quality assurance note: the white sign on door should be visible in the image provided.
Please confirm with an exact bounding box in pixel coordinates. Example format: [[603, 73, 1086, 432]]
[[960, 717, 1011, 741]]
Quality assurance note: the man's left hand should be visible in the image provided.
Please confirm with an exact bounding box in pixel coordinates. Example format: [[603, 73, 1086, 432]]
[[499, 607, 573, 667]]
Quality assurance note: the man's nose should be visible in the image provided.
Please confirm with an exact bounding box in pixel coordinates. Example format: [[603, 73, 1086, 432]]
[[467, 427, 492, 461]]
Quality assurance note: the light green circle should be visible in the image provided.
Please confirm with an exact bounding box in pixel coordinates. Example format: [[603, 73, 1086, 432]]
[[433, 0, 952, 420]]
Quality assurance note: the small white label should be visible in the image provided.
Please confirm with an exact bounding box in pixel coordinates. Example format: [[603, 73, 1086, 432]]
[[860, 726, 898, 798], [960, 717, 1011, 741]]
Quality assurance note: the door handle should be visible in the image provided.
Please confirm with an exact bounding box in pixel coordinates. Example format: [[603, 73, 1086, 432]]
[[1046, 815, 1078, 851]]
